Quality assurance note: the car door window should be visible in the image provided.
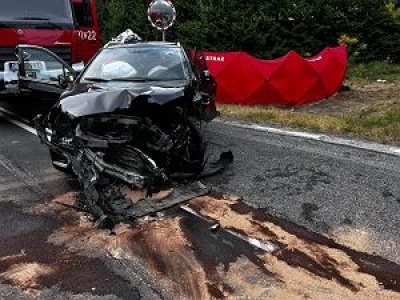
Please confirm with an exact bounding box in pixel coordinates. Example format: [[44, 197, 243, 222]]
[[20, 48, 69, 82]]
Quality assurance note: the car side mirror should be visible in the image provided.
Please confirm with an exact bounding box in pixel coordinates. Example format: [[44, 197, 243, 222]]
[[198, 70, 216, 96], [58, 74, 75, 88], [200, 70, 212, 82], [21, 51, 31, 61]]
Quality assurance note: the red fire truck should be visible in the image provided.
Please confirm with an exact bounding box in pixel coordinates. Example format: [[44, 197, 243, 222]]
[[0, 0, 102, 93]]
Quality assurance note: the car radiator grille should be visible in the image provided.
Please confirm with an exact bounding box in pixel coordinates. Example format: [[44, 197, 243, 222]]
[[0, 46, 72, 72]]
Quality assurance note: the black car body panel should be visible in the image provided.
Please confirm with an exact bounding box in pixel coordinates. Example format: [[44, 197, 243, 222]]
[[34, 36, 230, 227]]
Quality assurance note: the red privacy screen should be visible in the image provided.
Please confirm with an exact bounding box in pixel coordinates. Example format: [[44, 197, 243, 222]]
[[205, 45, 347, 106]]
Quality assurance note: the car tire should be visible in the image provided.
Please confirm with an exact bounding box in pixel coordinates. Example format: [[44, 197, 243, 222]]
[[172, 120, 205, 174]]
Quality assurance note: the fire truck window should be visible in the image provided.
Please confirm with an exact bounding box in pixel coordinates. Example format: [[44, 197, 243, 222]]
[[73, 0, 93, 28], [0, 0, 74, 27]]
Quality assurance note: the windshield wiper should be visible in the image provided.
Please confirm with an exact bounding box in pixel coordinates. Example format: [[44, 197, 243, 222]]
[[83, 77, 110, 83], [109, 77, 150, 82], [16, 17, 49, 21], [82, 77, 176, 83], [111, 77, 183, 82], [14, 17, 63, 29]]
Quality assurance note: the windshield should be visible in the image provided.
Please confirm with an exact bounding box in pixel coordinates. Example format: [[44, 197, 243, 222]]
[[0, 0, 74, 27], [81, 46, 189, 82]]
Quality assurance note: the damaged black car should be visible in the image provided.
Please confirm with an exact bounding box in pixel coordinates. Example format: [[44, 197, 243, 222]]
[[32, 32, 232, 227]]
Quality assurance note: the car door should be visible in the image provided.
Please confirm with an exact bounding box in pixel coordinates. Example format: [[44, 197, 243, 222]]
[[15, 45, 76, 101], [193, 49, 219, 120]]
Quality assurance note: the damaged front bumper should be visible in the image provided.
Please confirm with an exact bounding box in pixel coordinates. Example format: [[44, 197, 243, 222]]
[[35, 109, 233, 228]]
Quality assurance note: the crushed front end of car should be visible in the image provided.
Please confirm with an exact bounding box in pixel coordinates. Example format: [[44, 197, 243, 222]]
[[35, 87, 232, 228]]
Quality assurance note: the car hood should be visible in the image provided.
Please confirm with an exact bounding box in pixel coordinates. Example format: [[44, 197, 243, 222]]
[[60, 85, 188, 118]]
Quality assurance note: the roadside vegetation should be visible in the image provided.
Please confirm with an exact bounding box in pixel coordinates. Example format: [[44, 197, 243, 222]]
[[219, 61, 400, 145], [96, 0, 400, 62]]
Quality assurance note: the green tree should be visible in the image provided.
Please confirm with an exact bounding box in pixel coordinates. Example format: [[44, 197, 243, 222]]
[[95, 0, 400, 61]]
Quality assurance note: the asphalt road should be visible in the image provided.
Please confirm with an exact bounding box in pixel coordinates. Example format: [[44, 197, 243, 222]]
[[0, 96, 399, 298], [0, 118, 170, 300], [202, 121, 400, 263]]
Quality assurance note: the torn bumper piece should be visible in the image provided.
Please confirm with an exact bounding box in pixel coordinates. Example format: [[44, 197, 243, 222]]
[[169, 150, 233, 180], [69, 147, 216, 228], [120, 182, 210, 219]]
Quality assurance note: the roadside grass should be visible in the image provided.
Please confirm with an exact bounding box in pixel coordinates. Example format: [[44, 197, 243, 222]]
[[218, 62, 400, 145], [347, 61, 400, 83], [219, 105, 345, 132], [343, 101, 400, 143]]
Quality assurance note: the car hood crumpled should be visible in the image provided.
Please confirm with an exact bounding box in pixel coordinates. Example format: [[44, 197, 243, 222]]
[[60, 86, 186, 118]]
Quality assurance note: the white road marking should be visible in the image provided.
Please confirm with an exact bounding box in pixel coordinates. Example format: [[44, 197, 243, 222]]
[[0, 106, 31, 124], [0, 108, 37, 136], [215, 118, 400, 157]]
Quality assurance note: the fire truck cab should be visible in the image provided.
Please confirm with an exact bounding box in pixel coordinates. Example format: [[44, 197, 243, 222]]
[[0, 0, 102, 96]]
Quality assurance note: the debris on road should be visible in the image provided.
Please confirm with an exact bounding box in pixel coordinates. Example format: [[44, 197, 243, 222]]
[[1, 190, 400, 299], [11, 193, 398, 300], [186, 196, 400, 297]]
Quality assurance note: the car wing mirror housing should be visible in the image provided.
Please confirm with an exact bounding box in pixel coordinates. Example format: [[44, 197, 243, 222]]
[[58, 74, 75, 88], [200, 70, 213, 82]]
